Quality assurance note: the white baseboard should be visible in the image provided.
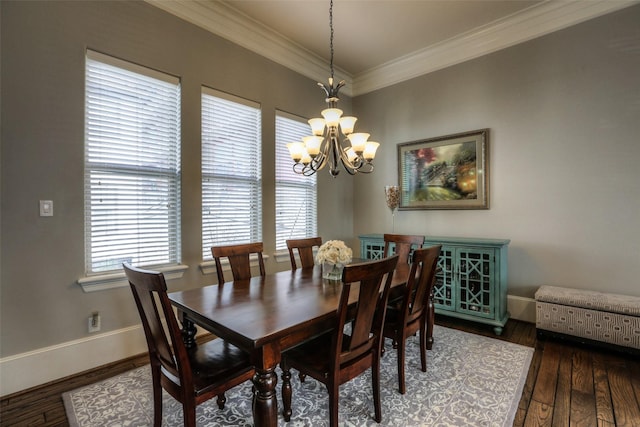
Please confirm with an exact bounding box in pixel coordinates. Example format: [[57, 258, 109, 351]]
[[0, 325, 148, 397], [1, 294, 537, 397], [508, 295, 536, 323]]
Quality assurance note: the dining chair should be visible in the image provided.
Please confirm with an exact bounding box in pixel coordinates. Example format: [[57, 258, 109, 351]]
[[384, 233, 425, 306], [286, 237, 322, 269], [123, 263, 254, 427], [211, 242, 266, 285], [383, 233, 425, 265], [280, 255, 399, 427], [382, 245, 441, 394]]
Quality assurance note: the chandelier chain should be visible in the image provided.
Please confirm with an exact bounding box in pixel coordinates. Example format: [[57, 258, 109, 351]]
[[329, 0, 334, 80]]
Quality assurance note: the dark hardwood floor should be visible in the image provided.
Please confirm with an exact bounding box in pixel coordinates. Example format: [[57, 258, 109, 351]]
[[2, 317, 639, 426], [435, 316, 640, 427]]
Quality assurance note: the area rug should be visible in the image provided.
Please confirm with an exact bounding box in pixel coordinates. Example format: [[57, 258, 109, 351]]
[[63, 326, 533, 426]]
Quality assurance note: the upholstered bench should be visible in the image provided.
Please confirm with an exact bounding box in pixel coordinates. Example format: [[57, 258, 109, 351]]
[[535, 285, 640, 351]]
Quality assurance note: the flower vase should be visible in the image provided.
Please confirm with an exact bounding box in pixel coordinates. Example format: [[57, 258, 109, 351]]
[[322, 262, 344, 281], [385, 185, 400, 233]]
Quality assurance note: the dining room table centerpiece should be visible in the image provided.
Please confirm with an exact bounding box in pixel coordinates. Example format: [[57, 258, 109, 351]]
[[316, 240, 353, 281]]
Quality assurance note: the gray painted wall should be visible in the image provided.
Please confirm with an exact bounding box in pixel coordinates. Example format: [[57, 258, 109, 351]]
[[1, 0, 639, 369], [353, 6, 640, 299], [0, 0, 353, 358]]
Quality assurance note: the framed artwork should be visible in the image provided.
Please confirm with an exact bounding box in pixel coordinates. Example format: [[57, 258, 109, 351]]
[[398, 129, 489, 210]]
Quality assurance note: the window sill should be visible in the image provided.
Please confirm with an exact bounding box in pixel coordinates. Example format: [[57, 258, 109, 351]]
[[273, 249, 318, 265], [199, 254, 271, 276], [78, 264, 189, 293], [273, 250, 291, 264]]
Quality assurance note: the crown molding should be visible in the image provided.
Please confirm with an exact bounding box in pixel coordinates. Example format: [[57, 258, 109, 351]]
[[147, 0, 638, 98], [146, 0, 353, 95], [353, 0, 639, 95]]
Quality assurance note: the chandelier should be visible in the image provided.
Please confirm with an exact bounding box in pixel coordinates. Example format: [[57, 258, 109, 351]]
[[287, 0, 379, 177]]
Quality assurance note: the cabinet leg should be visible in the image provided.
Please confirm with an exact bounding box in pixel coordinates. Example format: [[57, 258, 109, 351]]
[[493, 326, 503, 336]]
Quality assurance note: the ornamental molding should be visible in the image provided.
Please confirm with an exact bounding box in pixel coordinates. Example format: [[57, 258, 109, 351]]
[[147, 0, 637, 96]]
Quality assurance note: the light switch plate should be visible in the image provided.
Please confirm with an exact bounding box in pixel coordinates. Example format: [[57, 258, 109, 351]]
[[40, 200, 53, 216]]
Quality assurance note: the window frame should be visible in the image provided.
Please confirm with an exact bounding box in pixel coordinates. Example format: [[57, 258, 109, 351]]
[[79, 50, 186, 292], [274, 110, 318, 255], [200, 87, 263, 262]]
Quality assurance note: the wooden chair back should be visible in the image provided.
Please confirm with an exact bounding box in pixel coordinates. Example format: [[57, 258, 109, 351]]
[[335, 255, 399, 368], [383, 233, 424, 265], [211, 242, 265, 284], [402, 245, 442, 326], [286, 237, 322, 269]]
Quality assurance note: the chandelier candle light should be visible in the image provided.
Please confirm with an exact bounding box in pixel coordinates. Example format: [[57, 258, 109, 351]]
[[385, 185, 400, 232], [316, 240, 353, 281], [287, 0, 380, 177]]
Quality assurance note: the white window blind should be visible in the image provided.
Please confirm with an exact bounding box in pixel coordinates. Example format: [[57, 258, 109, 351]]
[[275, 111, 317, 250], [84, 50, 181, 274], [201, 88, 262, 259]]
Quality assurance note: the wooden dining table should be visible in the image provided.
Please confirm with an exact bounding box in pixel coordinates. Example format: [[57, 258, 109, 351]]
[[168, 261, 411, 427]]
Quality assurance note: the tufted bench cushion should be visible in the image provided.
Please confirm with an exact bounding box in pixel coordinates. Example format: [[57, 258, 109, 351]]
[[535, 285, 640, 350]]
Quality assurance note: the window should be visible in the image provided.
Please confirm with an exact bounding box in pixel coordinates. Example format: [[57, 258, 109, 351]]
[[275, 111, 317, 250], [84, 50, 181, 274], [201, 88, 262, 259]]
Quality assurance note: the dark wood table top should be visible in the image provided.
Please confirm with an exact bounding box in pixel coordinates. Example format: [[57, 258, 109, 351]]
[[168, 262, 410, 350]]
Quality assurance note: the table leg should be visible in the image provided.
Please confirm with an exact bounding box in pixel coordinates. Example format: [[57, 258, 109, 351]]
[[252, 367, 278, 427], [177, 310, 197, 349], [426, 292, 434, 350], [251, 343, 279, 427]]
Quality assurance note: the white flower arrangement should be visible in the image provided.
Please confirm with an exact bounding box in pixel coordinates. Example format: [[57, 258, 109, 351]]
[[315, 240, 353, 265]]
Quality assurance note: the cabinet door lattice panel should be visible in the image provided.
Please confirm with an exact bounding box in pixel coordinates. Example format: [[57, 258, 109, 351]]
[[458, 249, 494, 317], [433, 247, 454, 310], [360, 239, 385, 260]]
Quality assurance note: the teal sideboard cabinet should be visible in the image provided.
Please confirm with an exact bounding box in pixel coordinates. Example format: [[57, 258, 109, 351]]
[[359, 234, 510, 335]]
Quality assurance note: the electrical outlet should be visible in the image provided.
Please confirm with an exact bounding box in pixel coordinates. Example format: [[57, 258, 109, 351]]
[[88, 312, 101, 333], [39, 200, 53, 217]]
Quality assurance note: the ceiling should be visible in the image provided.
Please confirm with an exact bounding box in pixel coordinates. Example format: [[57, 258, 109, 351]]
[[222, 0, 543, 75], [149, 0, 637, 95]]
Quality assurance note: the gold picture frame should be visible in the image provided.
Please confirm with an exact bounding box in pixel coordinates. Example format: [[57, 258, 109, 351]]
[[398, 129, 489, 210]]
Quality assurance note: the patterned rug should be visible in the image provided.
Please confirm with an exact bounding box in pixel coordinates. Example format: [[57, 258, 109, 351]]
[[63, 326, 533, 426]]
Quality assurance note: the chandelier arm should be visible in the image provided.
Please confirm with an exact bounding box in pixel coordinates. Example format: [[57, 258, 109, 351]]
[[293, 162, 308, 175], [309, 153, 324, 172], [337, 138, 376, 174], [336, 142, 355, 168], [328, 133, 342, 176], [337, 138, 363, 169], [343, 164, 358, 176], [312, 132, 332, 172], [338, 151, 359, 175]]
